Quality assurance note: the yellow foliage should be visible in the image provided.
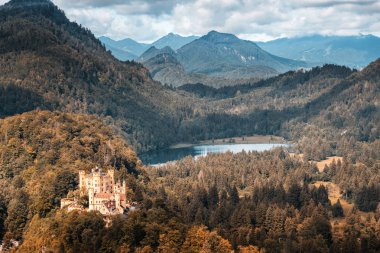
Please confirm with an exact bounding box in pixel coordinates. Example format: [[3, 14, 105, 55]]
[[238, 245, 263, 253], [181, 226, 233, 253]]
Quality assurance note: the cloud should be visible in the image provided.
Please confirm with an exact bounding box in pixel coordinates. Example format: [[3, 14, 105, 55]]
[[0, 0, 379, 42], [55, 0, 184, 15], [288, 0, 377, 8]]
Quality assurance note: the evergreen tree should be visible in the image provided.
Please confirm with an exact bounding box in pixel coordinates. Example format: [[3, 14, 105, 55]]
[[332, 199, 344, 217], [230, 186, 240, 205]]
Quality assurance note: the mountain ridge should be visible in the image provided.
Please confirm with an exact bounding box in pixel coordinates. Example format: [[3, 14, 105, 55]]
[[137, 31, 307, 86], [257, 34, 380, 68], [100, 33, 199, 60], [152, 32, 200, 50]]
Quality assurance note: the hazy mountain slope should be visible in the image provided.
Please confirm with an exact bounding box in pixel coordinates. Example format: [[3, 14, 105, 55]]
[[0, 0, 190, 152], [102, 42, 138, 61], [99, 33, 198, 61], [99, 36, 150, 60], [142, 52, 259, 88], [152, 33, 199, 50], [177, 31, 307, 76], [138, 46, 177, 62], [138, 31, 306, 87], [257, 35, 380, 68], [142, 53, 189, 86]]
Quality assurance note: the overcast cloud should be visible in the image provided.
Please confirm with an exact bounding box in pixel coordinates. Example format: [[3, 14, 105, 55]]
[[1, 0, 379, 42]]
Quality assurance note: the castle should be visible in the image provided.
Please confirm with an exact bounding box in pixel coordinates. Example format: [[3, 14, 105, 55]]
[[61, 167, 129, 215]]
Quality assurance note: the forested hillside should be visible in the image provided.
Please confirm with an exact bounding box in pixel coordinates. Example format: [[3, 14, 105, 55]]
[[3, 111, 378, 252], [145, 147, 380, 252], [177, 60, 379, 159], [0, 0, 192, 153], [0, 0, 378, 157], [0, 111, 141, 248]]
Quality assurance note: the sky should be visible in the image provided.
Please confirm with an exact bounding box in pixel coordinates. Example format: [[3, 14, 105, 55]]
[[1, 0, 380, 42]]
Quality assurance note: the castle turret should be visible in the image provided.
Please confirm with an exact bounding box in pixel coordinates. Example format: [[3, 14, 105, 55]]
[[122, 180, 127, 195], [79, 170, 86, 190], [88, 188, 94, 211], [93, 170, 101, 193], [107, 169, 115, 179], [115, 193, 121, 209]]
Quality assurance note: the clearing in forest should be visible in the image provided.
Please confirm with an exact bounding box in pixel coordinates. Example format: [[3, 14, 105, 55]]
[[313, 181, 353, 215], [315, 156, 343, 172]]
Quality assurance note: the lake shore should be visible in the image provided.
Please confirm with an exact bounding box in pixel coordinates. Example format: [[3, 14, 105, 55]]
[[169, 135, 286, 149]]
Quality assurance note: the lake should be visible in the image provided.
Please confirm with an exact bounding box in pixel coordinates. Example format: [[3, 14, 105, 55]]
[[141, 143, 289, 166]]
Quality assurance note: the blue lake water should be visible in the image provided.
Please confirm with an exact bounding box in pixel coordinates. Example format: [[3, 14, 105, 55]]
[[140, 143, 288, 166]]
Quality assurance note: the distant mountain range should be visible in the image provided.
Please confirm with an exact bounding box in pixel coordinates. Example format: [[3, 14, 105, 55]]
[[101, 31, 380, 87], [153, 33, 200, 51], [177, 31, 306, 75], [99, 33, 199, 61], [257, 34, 380, 68], [137, 31, 307, 87], [99, 36, 149, 61]]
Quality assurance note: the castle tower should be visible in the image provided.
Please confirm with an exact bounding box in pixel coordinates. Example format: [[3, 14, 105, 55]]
[[88, 188, 94, 211], [79, 170, 86, 190], [107, 169, 115, 180], [122, 180, 127, 195], [115, 193, 121, 209], [93, 170, 101, 193]]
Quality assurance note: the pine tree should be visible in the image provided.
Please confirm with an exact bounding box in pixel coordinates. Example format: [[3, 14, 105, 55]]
[[332, 199, 344, 217], [208, 184, 219, 207], [230, 186, 239, 205]]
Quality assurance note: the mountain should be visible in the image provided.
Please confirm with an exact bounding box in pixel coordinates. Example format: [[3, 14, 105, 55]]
[[0, 0, 189, 152], [138, 46, 263, 87], [140, 51, 245, 88], [138, 31, 307, 87], [257, 34, 380, 68], [138, 46, 177, 62], [141, 50, 188, 85], [99, 33, 199, 61], [152, 32, 199, 50], [99, 36, 149, 60], [178, 31, 307, 75]]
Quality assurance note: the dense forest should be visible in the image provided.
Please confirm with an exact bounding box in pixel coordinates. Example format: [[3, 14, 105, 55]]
[[0, 111, 378, 252], [144, 148, 380, 252]]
